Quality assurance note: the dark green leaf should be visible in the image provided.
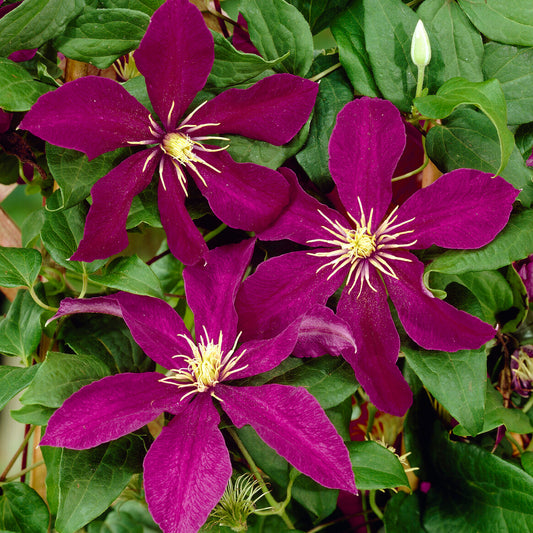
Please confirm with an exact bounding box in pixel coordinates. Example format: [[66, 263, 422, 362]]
[[126, 185, 161, 229], [331, 1, 380, 97], [482, 42, 533, 125], [403, 345, 487, 436], [291, 475, 338, 521], [0, 482, 49, 533], [54, 8, 150, 69], [240, 0, 314, 76], [0, 289, 44, 363], [20, 208, 45, 248], [87, 500, 161, 532], [415, 77, 515, 175], [363, 0, 418, 111], [417, 0, 483, 83], [0, 246, 41, 288], [46, 144, 133, 210], [0, 364, 39, 410], [325, 396, 352, 442], [296, 55, 353, 191], [100, 0, 163, 16], [457, 0, 533, 47], [424, 427, 533, 532], [501, 265, 529, 333], [0, 57, 54, 112], [20, 351, 112, 408], [424, 209, 533, 280], [384, 492, 426, 533], [207, 32, 287, 89], [88, 255, 163, 297], [41, 194, 106, 274], [522, 452, 533, 477], [348, 440, 409, 490], [50, 434, 148, 533], [287, 0, 352, 34], [0, 0, 85, 56], [149, 249, 184, 295], [425, 108, 533, 206]]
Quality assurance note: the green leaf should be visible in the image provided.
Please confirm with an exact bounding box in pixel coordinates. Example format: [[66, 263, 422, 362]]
[[287, 0, 352, 34], [296, 54, 353, 191], [348, 440, 409, 490], [46, 144, 133, 210], [0, 364, 39, 410], [0, 246, 41, 288], [415, 77, 515, 175], [0, 482, 50, 533], [291, 475, 338, 521], [424, 427, 533, 532], [0, 289, 44, 363], [207, 32, 287, 89], [453, 383, 533, 436], [50, 434, 148, 533], [0, 0, 85, 56], [0, 57, 54, 112], [87, 500, 161, 532], [457, 0, 533, 47], [268, 355, 358, 409], [522, 452, 533, 477], [40, 194, 106, 274], [482, 42, 533, 126], [126, 185, 161, 229], [425, 108, 533, 206], [240, 0, 314, 76], [500, 265, 529, 333], [100, 0, 163, 16], [384, 492, 426, 533], [403, 345, 487, 436], [88, 255, 163, 298], [54, 8, 150, 69], [363, 0, 418, 111], [417, 0, 483, 83], [10, 403, 56, 425], [21, 351, 112, 408], [331, 2, 380, 98], [424, 209, 533, 281]]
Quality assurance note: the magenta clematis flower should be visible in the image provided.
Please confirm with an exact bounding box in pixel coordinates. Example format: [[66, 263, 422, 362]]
[[42, 239, 357, 533], [19, 0, 318, 265], [235, 98, 519, 416]]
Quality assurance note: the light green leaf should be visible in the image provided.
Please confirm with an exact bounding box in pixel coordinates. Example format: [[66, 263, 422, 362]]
[[0, 364, 39, 410], [403, 346, 487, 436], [0, 246, 41, 288], [458, 0, 533, 47], [482, 42, 533, 125], [241, 0, 314, 76], [415, 77, 515, 175], [100, 0, 163, 15], [0, 0, 85, 56], [348, 441, 409, 490], [10, 403, 56, 425], [0, 57, 54, 112], [0, 482, 49, 533]]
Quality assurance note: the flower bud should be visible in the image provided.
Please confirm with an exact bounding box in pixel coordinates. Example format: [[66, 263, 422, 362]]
[[411, 20, 431, 68]]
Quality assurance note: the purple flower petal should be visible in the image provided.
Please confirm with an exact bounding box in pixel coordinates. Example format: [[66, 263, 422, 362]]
[[187, 74, 318, 145], [134, 0, 213, 130], [19, 77, 153, 160], [395, 169, 519, 250], [236, 250, 344, 340], [232, 13, 260, 55], [9, 48, 37, 62], [157, 156, 208, 266], [71, 149, 159, 262], [258, 167, 348, 245], [183, 239, 255, 349], [329, 98, 405, 227], [48, 295, 123, 325], [385, 253, 496, 351], [193, 149, 290, 232], [0, 109, 12, 133], [337, 276, 412, 416], [144, 394, 231, 533], [218, 384, 357, 493], [40, 372, 182, 449], [293, 305, 356, 359]]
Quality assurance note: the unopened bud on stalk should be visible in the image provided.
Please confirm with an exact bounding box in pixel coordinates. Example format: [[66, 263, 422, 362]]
[[411, 20, 431, 68]]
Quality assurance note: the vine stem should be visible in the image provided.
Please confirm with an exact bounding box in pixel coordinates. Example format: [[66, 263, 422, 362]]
[[3, 460, 45, 483], [0, 425, 36, 481], [227, 427, 295, 529], [391, 135, 429, 182], [204, 223, 227, 243], [368, 490, 384, 520], [28, 285, 58, 313], [309, 62, 341, 83]]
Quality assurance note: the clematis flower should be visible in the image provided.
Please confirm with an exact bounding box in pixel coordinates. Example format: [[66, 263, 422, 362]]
[[42, 239, 357, 533], [19, 0, 318, 265], [235, 98, 519, 416]]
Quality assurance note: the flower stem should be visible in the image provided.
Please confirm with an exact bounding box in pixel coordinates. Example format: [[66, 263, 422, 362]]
[[204, 223, 227, 243], [3, 460, 45, 483], [0, 425, 36, 481], [78, 265, 88, 299], [227, 427, 295, 529], [415, 65, 425, 99], [368, 490, 384, 520], [523, 394, 533, 414], [391, 135, 429, 182], [28, 285, 58, 313], [309, 62, 341, 82]]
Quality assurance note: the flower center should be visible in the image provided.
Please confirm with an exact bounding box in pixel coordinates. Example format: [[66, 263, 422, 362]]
[[161, 132, 196, 165], [160, 328, 248, 400], [307, 197, 417, 296]]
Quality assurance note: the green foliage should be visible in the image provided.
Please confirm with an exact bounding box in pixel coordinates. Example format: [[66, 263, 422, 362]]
[[0, 482, 50, 533]]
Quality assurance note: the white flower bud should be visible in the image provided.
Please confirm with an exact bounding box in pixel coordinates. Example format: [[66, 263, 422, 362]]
[[411, 20, 431, 68]]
